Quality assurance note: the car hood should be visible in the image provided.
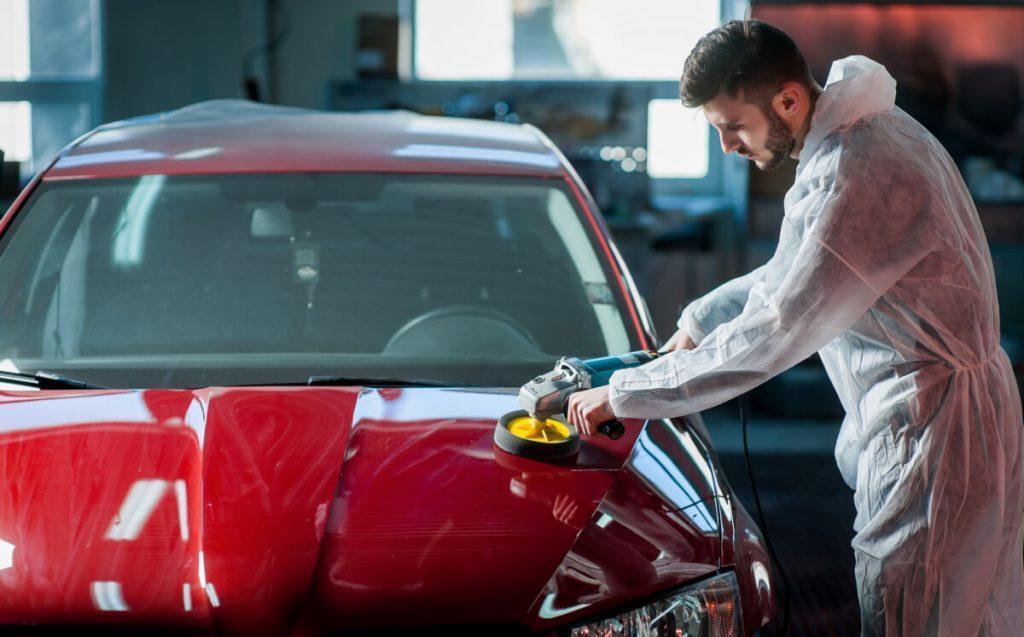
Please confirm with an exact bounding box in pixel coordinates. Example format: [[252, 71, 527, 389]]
[[0, 387, 721, 635]]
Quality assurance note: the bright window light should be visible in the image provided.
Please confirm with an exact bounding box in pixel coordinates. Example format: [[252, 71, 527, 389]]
[[0, 0, 30, 80], [0, 101, 32, 162], [415, 0, 514, 79], [0, 538, 13, 570], [0, 0, 100, 178], [90, 581, 130, 612], [647, 98, 709, 179], [414, 0, 720, 80]]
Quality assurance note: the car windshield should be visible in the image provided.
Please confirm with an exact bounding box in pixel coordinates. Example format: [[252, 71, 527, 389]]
[[0, 173, 639, 388]]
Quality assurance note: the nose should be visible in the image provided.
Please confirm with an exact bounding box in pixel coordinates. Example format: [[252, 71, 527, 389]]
[[719, 133, 742, 155]]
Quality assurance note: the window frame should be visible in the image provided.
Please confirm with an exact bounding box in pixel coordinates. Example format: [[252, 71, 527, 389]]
[[396, 0, 748, 210], [0, 0, 104, 183]]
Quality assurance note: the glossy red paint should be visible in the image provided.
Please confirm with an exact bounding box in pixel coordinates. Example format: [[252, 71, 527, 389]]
[[298, 388, 669, 632], [0, 387, 733, 634], [0, 387, 359, 634], [0, 390, 208, 626], [198, 387, 358, 637], [526, 419, 724, 631], [525, 415, 776, 634], [731, 503, 776, 631], [43, 103, 565, 182]]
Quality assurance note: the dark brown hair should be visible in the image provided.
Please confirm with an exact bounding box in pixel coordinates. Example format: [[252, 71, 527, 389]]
[[680, 20, 814, 108]]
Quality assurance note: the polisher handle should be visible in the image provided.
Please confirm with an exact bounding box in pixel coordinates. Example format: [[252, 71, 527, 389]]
[[597, 420, 625, 440]]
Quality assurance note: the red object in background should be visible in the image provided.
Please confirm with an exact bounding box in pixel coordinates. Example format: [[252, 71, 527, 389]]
[[754, 4, 1024, 78]]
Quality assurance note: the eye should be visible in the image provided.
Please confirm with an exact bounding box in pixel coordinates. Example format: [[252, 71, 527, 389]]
[[726, 124, 743, 132]]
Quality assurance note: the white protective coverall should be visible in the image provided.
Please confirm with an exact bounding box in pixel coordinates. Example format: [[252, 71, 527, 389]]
[[609, 56, 1024, 636]]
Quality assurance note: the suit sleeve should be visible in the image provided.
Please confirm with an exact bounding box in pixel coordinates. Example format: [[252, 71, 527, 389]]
[[609, 137, 937, 419]]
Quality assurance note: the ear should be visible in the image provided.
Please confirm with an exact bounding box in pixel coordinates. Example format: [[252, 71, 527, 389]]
[[772, 82, 804, 119]]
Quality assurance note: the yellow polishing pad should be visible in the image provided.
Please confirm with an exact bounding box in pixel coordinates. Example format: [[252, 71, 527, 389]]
[[506, 416, 572, 443]]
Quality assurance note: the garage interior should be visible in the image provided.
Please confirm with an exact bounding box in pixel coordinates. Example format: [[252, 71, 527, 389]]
[[1, 1, 1022, 635]]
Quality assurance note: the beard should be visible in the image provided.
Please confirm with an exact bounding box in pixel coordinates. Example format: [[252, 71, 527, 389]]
[[756, 108, 796, 172]]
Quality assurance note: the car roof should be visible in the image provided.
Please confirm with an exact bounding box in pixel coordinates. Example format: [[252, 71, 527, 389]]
[[45, 100, 567, 180]]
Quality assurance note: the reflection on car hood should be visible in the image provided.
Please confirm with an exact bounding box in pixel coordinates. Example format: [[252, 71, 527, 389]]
[[0, 387, 721, 635]]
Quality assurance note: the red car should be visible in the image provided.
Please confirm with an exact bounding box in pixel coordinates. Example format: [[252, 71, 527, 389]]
[[0, 101, 775, 636]]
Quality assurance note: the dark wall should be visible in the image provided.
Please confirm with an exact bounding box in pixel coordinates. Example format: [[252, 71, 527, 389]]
[[103, 0, 265, 121], [103, 0, 396, 121]]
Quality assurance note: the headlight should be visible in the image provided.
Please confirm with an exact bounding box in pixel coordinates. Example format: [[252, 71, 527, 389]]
[[568, 571, 742, 637]]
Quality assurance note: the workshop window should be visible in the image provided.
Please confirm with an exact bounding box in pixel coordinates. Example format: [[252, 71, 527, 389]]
[[0, 0, 102, 181], [410, 0, 721, 81], [405, 0, 726, 189], [647, 98, 710, 179]]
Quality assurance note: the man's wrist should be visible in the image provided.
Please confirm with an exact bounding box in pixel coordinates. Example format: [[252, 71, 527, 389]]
[[606, 376, 630, 418]]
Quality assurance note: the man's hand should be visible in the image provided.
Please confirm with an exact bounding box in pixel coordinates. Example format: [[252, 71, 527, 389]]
[[660, 326, 697, 353], [566, 386, 614, 436]]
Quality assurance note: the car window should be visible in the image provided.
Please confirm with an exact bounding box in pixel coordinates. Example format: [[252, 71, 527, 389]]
[[0, 173, 639, 388]]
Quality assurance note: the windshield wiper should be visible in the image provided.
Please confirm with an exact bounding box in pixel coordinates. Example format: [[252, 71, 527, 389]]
[[306, 375, 454, 387], [0, 370, 107, 390]]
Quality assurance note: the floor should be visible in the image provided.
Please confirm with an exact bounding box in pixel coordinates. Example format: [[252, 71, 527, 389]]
[[701, 404, 862, 636]]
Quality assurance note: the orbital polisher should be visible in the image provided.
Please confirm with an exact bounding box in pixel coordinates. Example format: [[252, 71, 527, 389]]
[[495, 350, 661, 460]]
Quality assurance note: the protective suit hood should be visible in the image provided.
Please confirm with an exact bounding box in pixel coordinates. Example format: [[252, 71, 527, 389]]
[[800, 56, 898, 168]]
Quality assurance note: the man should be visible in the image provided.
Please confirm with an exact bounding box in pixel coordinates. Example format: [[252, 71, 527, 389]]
[[566, 19, 1023, 636]]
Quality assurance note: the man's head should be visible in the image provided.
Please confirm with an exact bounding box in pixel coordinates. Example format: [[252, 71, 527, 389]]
[[680, 20, 819, 171]]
